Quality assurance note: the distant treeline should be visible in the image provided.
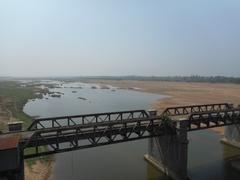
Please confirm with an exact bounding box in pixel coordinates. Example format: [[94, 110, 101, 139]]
[[3, 75, 240, 84], [62, 75, 240, 84]]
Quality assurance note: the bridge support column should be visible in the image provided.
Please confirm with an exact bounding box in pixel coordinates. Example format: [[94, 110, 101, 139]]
[[221, 125, 240, 149], [18, 148, 25, 180], [0, 136, 24, 180], [144, 118, 189, 180]]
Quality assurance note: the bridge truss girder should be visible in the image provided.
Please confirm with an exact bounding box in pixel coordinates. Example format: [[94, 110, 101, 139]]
[[22, 117, 176, 159], [19, 103, 240, 159]]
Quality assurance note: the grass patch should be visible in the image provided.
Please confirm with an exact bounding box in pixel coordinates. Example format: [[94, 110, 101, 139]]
[[25, 146, 54, 166], [0, 81, 42, 128], [0, 81, 52, 165]]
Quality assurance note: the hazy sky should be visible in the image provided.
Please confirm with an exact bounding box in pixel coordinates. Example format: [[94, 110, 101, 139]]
[[1, 0, 240, 77]]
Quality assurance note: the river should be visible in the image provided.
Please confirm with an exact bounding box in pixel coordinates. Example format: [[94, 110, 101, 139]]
[[23, 81, 240, 180]]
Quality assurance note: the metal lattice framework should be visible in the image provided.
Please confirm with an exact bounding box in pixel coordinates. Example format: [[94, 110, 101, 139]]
[[27, 103, 231, 131], [17, 103, 240, 159], [22, 116, 175, 159], [187, 108, 240, 131], [161, 103, 231, 117], [27, 110, 149, 131]]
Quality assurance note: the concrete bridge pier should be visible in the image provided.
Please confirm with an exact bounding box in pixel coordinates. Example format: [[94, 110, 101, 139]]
[[0, 136, 25, 180], [221, 104, 240, 148], [144, 111, 189, 180], [8, 145, 24, 180], [221, 124, 240, 148]]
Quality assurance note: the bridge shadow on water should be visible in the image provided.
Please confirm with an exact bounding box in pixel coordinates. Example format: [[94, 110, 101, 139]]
[[52, 138, 169, 180], [188, 130, 240, 180], [146, 164, 168, 180]]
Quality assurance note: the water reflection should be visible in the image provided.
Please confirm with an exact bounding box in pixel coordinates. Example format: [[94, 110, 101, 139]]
[[146, 164, 168, 180], [188, 130, 240, 180], [222, 143, 240, 180]]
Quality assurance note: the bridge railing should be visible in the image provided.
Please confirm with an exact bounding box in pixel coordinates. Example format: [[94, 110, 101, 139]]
[[21, 103, 240, 158], [161, 103, 232, 117], [27, 103, 233, 131], [187, 108, 240, 131], [22, 115, 170, 158], [27, 110, 149, 131]]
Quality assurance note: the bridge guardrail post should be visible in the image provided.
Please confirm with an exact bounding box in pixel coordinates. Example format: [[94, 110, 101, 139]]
[[18, 147, 25, 180], [177, 119, 189, 142], [147, 109, 157, 154], [148, 109, 157, 117], [227, 103, 234, 109]]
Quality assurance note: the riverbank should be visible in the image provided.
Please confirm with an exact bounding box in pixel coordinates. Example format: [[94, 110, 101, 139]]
[[0, 81, 53, 180], [25, 160, 54, 180], [2, 79, 240, 179], [85, 79, 240, 135]]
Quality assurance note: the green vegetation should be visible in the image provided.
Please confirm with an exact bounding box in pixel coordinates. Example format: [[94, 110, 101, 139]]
[[0, 81, 42, 129], [160, 116, 176, 134], [0, 81, 53, 165], [24, 146, 53, 166]]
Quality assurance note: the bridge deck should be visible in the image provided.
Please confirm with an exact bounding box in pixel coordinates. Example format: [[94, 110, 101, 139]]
[[1, 103, 239, 159]]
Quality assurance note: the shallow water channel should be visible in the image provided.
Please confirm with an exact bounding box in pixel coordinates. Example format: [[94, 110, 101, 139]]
[[24, 82, 240, 180]]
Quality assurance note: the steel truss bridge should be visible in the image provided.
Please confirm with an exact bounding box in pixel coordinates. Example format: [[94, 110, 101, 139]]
[[17, 103, 240, 159]]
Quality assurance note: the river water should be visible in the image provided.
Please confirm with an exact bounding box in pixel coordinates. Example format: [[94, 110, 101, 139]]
[[23, 81, 240, 180]]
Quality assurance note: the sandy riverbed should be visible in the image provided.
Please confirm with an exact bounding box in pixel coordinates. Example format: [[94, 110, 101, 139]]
[[25, 160, 54, 180], [86, 80, 240, 135]]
